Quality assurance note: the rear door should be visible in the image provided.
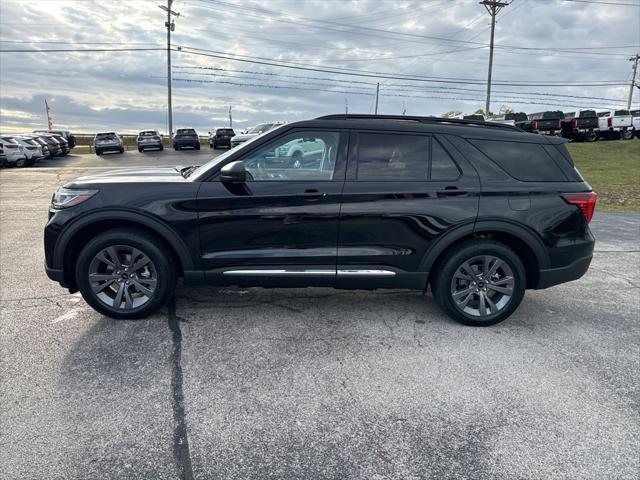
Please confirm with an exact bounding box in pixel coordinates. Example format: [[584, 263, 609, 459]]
[[336, 130, 480, 288]]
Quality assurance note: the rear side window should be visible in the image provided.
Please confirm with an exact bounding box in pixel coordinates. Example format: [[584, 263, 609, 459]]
[[356, 133, 428, 181], [470, 139, 567, 182]]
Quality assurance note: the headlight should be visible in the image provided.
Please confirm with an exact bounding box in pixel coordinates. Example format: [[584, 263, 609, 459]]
[[51, 188, 98, 209]]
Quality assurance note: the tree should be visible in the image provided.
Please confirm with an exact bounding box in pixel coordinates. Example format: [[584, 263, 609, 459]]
[[441, 110, 462, 118]]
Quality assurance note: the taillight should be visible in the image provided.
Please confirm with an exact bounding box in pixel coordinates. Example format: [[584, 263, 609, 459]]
[[4, 144, 18, 149], [531, 120, 538, 131], [607, 117, 613, 127], [571, 118, 578, 129], [562, 192, 597, 223]]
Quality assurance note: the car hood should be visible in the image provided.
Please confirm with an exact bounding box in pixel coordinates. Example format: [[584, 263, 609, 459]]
[[64, 166, 190, 187], [232, 133, 258, 142]]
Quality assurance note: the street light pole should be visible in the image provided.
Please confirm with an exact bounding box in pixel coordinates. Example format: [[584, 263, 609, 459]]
[[628, 53, 639, 110], [480, 0, 510, 116], [159, 1, 179, 139]]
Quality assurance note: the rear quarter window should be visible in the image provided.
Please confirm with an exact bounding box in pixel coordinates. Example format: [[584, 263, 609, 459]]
[[469, 139, 568, 182]]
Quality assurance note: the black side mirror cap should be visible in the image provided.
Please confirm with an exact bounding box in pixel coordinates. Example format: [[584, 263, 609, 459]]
[[220, 160, 247, 183]]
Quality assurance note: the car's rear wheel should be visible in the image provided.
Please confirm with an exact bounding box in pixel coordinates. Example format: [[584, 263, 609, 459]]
[[95, 149, 102, 156], [432, 240, 526, 326], [196, 144, 200, 150], [622, 130, 634, 140], [585, 131, 597, 142], [16, 157, 27, 168], [75, 229, 176, 319]]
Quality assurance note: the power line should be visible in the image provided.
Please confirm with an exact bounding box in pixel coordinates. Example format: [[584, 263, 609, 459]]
[[171, 76, 630, 109], [173, 66, 629, 103], [562, 0, 640, 6], [174, 45, 632, 86]]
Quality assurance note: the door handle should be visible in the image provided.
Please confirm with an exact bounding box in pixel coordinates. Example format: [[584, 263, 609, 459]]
[[296, 189, 327, 200], [437, 186, 467, 197]]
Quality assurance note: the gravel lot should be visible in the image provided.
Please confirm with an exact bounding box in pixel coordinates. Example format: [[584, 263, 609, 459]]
[[1, 150, 639, 480]]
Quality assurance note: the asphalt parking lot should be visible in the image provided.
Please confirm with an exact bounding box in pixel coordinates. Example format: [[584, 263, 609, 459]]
[[1, 150, 639, 480]]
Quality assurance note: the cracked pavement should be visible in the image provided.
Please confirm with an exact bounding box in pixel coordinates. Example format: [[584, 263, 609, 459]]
[[1, 151, 639, 479]]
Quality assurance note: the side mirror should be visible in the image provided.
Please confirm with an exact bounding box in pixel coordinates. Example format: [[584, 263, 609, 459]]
[[220, 161, 247, 183]]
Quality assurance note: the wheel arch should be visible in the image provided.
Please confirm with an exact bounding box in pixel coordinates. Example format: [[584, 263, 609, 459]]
[[54, 209, 195, 290], [421, 219, 549, 289]]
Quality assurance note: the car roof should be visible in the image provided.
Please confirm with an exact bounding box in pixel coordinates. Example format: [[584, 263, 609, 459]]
[[285, 114, 552, 143]]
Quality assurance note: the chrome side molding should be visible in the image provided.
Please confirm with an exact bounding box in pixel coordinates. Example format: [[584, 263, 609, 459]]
[[222, 269, 335, 276], [222, 269, 396, 277], [337, 269, 396, 276]]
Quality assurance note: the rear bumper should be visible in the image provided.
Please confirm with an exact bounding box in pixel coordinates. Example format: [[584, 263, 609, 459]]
[[535, 254, 592, 289]]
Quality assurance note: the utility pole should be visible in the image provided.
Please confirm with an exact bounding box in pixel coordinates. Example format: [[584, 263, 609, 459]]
[[345, 98, 348, 115], [480, 0, 509, 116], [628, 54, 639, 110], [228, 105, 233, 127], [374, 82, 380, 114], [159, 1, 179, 139]]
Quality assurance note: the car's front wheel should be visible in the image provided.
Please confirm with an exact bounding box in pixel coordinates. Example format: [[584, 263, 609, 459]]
[[432, 240, 526, 326], [622, 130, 634, 140], [75, 229, 176, 319]]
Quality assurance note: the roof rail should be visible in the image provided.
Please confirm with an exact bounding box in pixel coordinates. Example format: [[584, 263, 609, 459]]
[[316, 114, 522, 131]]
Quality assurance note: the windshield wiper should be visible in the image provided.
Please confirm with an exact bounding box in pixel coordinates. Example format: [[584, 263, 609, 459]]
[[179, 165, 199, 178]]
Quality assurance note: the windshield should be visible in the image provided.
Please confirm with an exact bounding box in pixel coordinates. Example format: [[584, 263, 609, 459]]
[[189, 124, 288, 181]]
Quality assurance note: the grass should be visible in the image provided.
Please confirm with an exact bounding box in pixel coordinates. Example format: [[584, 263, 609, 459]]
[[567, 140, 640, 213]]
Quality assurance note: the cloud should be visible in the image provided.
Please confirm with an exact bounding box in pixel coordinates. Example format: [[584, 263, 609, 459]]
[[1, 0, 638, 133]]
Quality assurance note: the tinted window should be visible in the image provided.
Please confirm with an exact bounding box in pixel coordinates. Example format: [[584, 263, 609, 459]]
[[614, 110, 629, 116], [470, 139, 568, 182], [242, 130, 340, 181], [356, 133, 428, 181], [177, 129, 196, 135], [431, 140, 460, 180]]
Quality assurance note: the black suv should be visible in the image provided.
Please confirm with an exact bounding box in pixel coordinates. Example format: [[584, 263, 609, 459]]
[[173, 128, 200, 150], [44, 115, 596, 326], [210, 128, 236, 149]]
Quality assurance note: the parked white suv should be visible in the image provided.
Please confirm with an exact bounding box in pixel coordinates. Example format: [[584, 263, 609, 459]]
[[15, 136, 44, 164], [597, 110, 634, 140], [0, 136, 28, 167], [94, 132, 124, 155]]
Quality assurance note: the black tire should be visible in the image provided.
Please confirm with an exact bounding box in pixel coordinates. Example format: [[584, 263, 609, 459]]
[[174, 145, 180, 151], [75, 228, 176, 319], [213, 142, 218, 149], [196, 144, 200, 150], [159, 145, 164, 151], [138, 147, 143, 152], [119, 147, 125, 154], [16, 157, 27, 168], [622, 130, 634, 140], [95, 149, 102, 156], [431, 239, 526, 327], [585, 131, 597, 142]]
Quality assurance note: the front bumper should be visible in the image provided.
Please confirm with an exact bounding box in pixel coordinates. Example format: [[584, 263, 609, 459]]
[[45, 263, 67, 286]]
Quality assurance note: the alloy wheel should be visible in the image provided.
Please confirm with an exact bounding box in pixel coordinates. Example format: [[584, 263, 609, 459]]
[[88, 245, 158, 310], [450, 255, 515, 318]]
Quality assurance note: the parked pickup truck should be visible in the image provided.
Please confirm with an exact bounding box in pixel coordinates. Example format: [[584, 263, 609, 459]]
[[597, 110, 634, 140], [630, 109, 640, 139], [487, 112, 528, 127], [528, 111, 565, 135], [561, 110, 599, 142]]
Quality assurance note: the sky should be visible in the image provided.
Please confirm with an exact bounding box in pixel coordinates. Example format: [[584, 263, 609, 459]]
[[0, 0, 639, 134]]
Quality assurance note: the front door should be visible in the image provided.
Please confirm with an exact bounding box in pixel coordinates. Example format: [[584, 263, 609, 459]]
[[197, 128, 347, 287], [336, 130, 480, 289]]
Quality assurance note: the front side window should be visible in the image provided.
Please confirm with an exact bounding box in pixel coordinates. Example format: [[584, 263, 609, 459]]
[[356, 133, 429, 181], [241, 130, 340, 181]]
